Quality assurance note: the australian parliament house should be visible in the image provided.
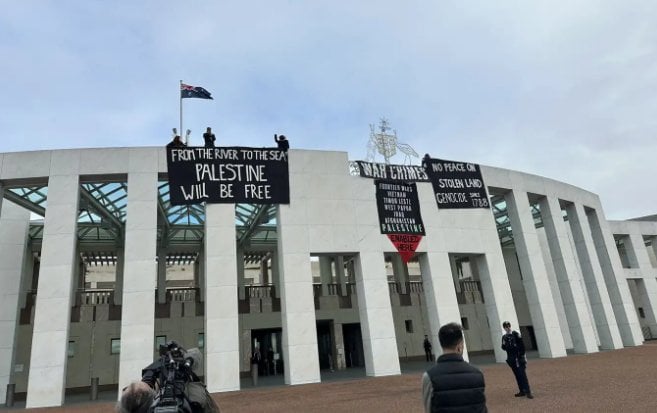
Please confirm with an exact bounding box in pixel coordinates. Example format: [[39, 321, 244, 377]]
[[0, 143, 656, 408]]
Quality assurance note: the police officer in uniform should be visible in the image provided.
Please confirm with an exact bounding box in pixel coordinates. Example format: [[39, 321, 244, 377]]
[[501, 321, 533, 399]]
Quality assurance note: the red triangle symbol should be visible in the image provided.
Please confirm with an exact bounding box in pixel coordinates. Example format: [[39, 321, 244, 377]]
[[387, 234, 423, 263]]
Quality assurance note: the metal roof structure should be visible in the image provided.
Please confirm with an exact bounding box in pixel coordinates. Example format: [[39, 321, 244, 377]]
[[5, 181, 277, 250], [5, 181, 567, 252], [491, 196, 547, 247]]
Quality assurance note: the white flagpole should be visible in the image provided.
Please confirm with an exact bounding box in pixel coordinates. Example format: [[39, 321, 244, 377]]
[[179, 80, 184, 144]]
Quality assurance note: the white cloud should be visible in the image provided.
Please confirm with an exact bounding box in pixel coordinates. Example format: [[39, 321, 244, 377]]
[[0, 1, 656, 219]]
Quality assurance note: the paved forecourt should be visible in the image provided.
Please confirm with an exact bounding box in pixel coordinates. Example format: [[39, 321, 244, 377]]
[[12, 341, 657, 412]]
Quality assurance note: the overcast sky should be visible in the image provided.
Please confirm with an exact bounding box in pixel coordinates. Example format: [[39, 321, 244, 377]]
[[1, 1, 655, 220]]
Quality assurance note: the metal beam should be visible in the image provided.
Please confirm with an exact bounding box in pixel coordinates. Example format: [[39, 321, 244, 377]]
[[237, 204, 272, 248], [157, 196, 170, 248], [80, 187, 124, 233], [3, 190, 46, 216]]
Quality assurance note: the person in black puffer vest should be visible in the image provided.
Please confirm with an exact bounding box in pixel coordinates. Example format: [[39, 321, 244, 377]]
[[421, 323, 487, 413]]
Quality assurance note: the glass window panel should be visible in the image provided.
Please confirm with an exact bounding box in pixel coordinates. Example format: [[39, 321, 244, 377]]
[[156, 335, 167, 351], [111, 338, 121, 355]]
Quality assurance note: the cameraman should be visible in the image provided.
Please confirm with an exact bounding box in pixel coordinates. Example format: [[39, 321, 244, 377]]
[[118, 342, 220, 413], [117, 381, 156, 413]]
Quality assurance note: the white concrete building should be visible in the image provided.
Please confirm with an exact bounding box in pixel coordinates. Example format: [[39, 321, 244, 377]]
[[0, 147, 655, 408]]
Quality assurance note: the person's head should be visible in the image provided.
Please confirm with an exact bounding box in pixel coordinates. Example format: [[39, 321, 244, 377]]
[[438, 322, 464, 354], [116, 381, 154, 413], [502, 321, 512, 333], [173, 135, 182, 142], [206, 127, 212, 133], [279, 135, 287, 140]]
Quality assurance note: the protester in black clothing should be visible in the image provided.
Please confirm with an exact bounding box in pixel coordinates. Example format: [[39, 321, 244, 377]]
[[203, 127, 216, 148], [423, 335, 433, 362], [274, 134, 289, 150], [422, 323, 487, 413], [422, 153, 431, 169], [167, 135, 186, 148], [501, 321, 533, 399]]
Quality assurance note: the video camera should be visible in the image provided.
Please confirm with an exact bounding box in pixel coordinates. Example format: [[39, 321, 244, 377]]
[[142, 341, 200, 413]]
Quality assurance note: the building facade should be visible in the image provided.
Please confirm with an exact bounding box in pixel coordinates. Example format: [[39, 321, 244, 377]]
[[0, 147, 656, 408]]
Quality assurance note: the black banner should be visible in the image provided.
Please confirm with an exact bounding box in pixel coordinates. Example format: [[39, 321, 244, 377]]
[[166, 147, 289, 205], [375, 180, 425, 235], [425, 158, 489, 209], [354, 160, 430, 182]]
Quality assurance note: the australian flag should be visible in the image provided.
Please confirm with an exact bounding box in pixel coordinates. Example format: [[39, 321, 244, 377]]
[[181, 83, 213, 99]]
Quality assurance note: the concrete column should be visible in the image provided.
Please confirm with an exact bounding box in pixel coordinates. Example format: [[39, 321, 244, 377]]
[[271, 251, 280, 296], [626, 233, 657, 336], [0, 201, 30, 405], [204, 204, 240, 392], [335, 255, 347, 296], [117, 150, 158, 396], [566, 203, 623, 349], [634, 279, 657, 337], [419, 252, 468, 360], [539, 196, 598, 353], [504, 190, 566, 358], [157, 250, 167, 304], [193, 254, 200, 290], [114, 249, 124, 306], [354, 252, 401, 376], [198, 249, 205, 302], [19, 246, 35, 310], [319, 256, 332, 296], [330, 321, 346, 370], [621, 235, 640, 268], [587, 208, 643, 346], [474, 254, 520, 363], [391, 254, 410, 294], [261, 257, 270, 285], [27, 153, 80, 408], [236, 248, 245, 300], [276, 205, 320, 385], [71, 248, 82, 307], [450, 257, 461, 291], [346, 259, 356, 282], [79, 252, 86, 289]]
